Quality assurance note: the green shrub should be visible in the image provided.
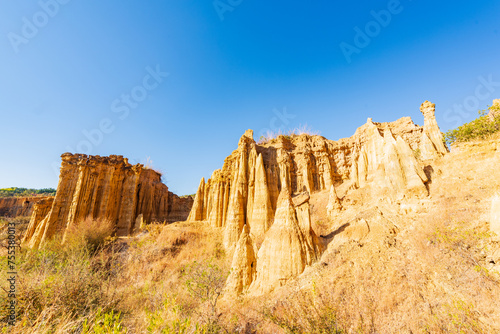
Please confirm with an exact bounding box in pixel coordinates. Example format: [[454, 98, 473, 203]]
[[183, 259, 228, 325], [0, 187, 56, 198], [444, 104, 500, 146]]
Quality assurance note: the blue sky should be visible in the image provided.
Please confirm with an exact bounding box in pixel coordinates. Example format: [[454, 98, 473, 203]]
[[0, 0, 499, 195]]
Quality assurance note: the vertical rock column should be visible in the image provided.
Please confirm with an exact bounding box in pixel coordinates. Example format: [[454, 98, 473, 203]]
[[420, 100, 448, 159], [187, 177, 205, 221], [249, 187, 321, 294], [225, 225, 257, 296], [248, 154, 274, 238]]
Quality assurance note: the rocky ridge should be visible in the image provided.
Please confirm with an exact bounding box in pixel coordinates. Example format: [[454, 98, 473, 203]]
[[188, 101, 448, 294], [23, 153, 193, 248]]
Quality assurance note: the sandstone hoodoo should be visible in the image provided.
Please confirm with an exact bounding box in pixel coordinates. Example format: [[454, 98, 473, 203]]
[[249, 187, 322, 294], [420, 101, 448, 159], [189, 101, 446, 230], [225, 224, 257, 296], [22, 153, 193, 248], [186, 101, 449, 294]]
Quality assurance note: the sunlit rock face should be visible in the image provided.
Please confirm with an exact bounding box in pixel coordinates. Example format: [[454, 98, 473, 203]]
[[23, 153, 193, 248], [0, 196, 53, 218], [186, 101, 447, 294]]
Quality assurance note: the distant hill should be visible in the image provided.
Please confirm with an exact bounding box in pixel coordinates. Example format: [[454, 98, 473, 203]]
[[0, 187, 56, 198]]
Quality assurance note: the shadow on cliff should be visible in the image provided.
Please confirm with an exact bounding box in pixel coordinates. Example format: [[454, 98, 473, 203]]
[[423, 165, 435, 193], [320, 222, 350, 246]]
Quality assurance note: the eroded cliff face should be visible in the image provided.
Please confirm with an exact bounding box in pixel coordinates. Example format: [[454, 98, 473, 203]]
[[225, 224, 257, 296], [189, 101, 447, 295], [0, 196, 53, 218], [23, 153, 193, 248], [249, 188, 321, 294]]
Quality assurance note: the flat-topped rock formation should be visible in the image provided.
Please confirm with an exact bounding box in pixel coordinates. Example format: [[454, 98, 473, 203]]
[[23, 153, 193, 248], [188, 101, 447, 295], [0, 196, 54, 218]]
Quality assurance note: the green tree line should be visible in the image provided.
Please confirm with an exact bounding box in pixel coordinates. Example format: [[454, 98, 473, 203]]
[[0, 187, 56, 198]]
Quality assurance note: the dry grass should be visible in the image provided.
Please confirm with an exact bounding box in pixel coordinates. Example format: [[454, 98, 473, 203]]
[[0, 230, 122, 333], [64, 217, 115, 254], [257, 124, 321, 144], [1, 220, 233, 333], [106, 222, 231, 333]]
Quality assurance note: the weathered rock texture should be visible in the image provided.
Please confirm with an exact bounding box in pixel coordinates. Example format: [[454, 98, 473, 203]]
[[326, 185, 342, 218], [22, 153, 193, 248], [190, 101, 445, 230], [0, 196, 53, 218], [249, 188, 321, 294], [225, 225, 257, 296], [351, 120, 429, 199], [188, 101, 447, 294], [187, 178, 205, 221], [23, 197, 54, 245]]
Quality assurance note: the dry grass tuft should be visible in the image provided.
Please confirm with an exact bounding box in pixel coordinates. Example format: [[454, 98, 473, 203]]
[[64, 217, 115, 254], [257, 124, 321, 144]]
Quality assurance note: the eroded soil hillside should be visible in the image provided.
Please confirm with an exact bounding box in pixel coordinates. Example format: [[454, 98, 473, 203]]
[[2, 138, 500, 334]]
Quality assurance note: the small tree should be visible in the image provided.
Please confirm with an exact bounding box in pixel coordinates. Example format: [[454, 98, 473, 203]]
[[444, 104, 500, 147], [183, 259, 228, 323]]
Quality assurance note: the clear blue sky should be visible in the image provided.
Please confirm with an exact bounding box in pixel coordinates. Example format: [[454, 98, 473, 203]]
[[1, 0, 499, 195]]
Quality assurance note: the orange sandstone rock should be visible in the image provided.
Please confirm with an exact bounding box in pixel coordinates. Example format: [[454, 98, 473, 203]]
[[225, 224, 257, 296], [249, 188, 321, 294], [0, 196, 53, 218], [22, 153, 192, 248]]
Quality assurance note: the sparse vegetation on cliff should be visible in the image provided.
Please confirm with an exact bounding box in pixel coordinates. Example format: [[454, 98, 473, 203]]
[[444, 104, 500, 146], [0, 187, 56, 198], [257, 124, 321, 144]]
